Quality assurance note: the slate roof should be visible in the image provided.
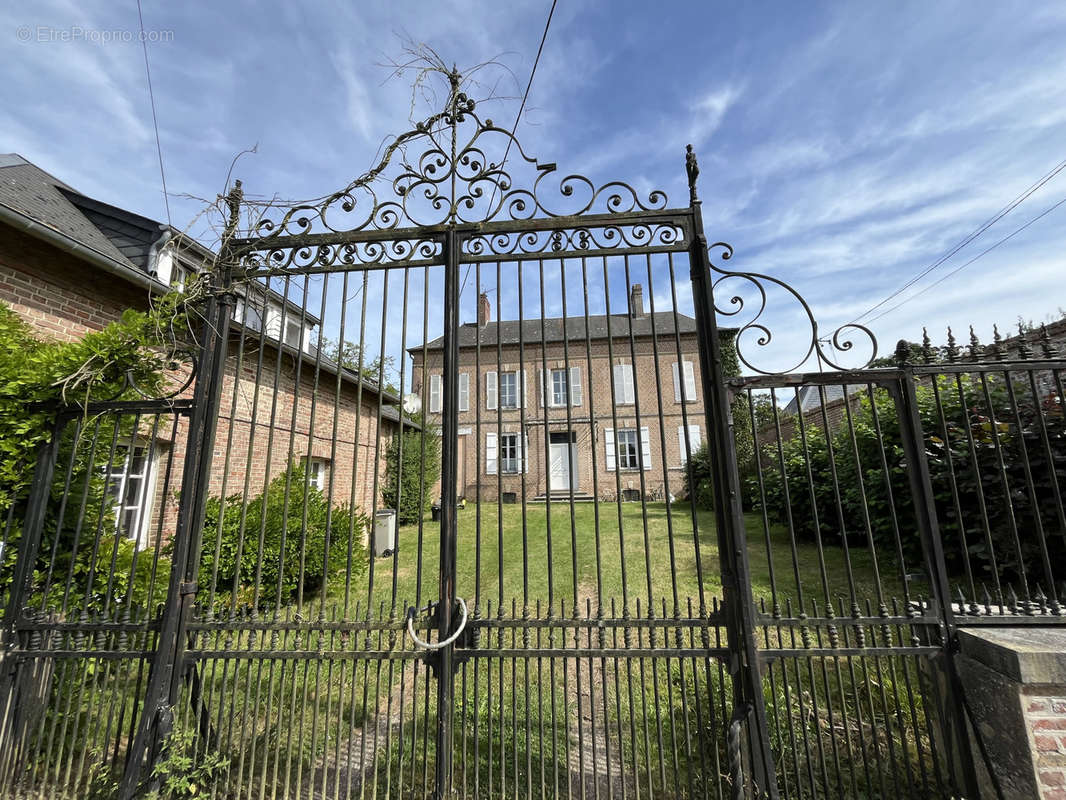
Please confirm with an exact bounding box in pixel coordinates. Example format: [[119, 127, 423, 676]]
[[783, 384, 866, 415], [0, 154, 138, 268], [0, 153, 318, 324], [412, 311, 710, 352]]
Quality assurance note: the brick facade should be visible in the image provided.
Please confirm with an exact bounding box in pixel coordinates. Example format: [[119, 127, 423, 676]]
[[1027, 693, 1066, 799], [411, 321, 707, 503], [1, 219, 398, 547]]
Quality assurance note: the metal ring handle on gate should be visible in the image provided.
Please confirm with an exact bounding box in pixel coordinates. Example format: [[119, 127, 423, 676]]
[[407, 597, 468, 650]]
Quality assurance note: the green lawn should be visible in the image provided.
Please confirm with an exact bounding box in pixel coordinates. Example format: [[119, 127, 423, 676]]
[[353, 500, 900, 623]]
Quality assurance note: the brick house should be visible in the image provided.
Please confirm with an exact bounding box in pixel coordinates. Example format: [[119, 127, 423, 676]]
[[0, 154, 402, 545], [410, 285, 729, 502]]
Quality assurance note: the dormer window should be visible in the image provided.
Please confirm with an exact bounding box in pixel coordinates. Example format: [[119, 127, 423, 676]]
[[284, 317, 302, 349]]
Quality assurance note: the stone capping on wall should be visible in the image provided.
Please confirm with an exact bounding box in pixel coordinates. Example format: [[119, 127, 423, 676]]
[[958, 627, 1066, 799]]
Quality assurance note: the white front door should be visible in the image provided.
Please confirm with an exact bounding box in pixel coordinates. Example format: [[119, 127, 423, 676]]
[[549, 442, 572, 491]]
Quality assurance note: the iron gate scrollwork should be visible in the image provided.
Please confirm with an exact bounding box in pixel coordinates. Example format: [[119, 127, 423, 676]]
[[4, 69, 1065, 800]]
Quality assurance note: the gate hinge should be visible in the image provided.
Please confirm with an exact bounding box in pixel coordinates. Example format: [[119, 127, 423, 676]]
[[179, 581, 198, 597]]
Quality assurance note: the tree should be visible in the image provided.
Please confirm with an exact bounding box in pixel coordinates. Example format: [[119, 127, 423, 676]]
[[382, 416, 441, 524]]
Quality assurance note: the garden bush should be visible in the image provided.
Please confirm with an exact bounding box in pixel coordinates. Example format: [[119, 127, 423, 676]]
[[198, 463, 370, 608], [682, 442, 716, 509], [753, 375, 1066, 588]]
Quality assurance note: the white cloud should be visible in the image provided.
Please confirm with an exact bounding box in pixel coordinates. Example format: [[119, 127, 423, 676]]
[[687, 85, 744, 147]]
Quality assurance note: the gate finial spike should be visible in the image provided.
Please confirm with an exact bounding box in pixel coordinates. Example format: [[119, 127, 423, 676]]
[[1040, 323, 1057, 358], [968, 325, 982, 361], [945, 327, 959, 362], [1017, 322, 1033, 359], [685, 144, 700, 204], [989, 324, 1005, 360]]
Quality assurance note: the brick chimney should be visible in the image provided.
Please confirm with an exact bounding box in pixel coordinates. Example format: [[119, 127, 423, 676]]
[[478, 292, 491, 326], [629, 284, 644, 317]]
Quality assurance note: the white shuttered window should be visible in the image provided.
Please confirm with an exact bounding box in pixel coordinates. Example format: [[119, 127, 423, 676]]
[[429, 374, 442, 413], [458, 373, 469, 412], [672, 361, 697, 402], [612, 364, 635, 404], [677, 425, 701, 466], [605, 427, 651, 471]]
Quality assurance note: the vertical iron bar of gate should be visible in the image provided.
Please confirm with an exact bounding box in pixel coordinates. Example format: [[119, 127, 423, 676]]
[[686, 147, 778, 799], [435, 225, 460, 799], [891, 371, 980, 799], [117, 184, 241, 800]]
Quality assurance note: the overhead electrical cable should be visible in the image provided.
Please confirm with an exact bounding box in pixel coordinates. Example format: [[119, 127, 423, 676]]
[[852, 156, 1066, 324]]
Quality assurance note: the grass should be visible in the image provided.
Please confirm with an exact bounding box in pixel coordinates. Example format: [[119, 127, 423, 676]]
[[357, 500, 900, 623]]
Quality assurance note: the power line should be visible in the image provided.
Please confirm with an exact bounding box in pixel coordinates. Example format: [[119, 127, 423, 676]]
[[852, 156, 1066, 324], [136, 0, 171, 227], [459, 0, 558, 302], [865, 193, 1066, 324]]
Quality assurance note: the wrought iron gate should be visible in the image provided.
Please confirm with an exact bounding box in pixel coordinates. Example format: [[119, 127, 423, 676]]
[[3, 74, 1065, 800]]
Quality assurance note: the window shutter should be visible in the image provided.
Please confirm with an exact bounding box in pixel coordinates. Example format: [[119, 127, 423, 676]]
[[672, 362, 681, 402], [678, 425, 701, 466], [486, 432, 498, 474], [640, 426, 651, 471], [570, 366, 582, 407], [538, 369, 546, 408], [684, 361, 697, 401], [521, 370, 527, 408], [458, 373, 469, 412], [604, 428, 616, 471], [613, 365, 627, 402], [523, 433, 530, 473], [429, 374, 442, 413], [486, 371, 497, 410]]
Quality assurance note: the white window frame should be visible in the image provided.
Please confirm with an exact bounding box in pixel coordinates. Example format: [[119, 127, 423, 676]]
[[486, 371, 498, 410], [551, 368, 568, 407], [105, 441, 158, 547], [616, 428, 640, 470], [499, 432, 525, 474], [429, 374, 442, 413], [605, 426, 650, 471], [284, 317, 302, 350], [673, 361, 697, 403], [499, 370, 525, 409], [613, 364, 635, 405], [305, 457, 329, 491]]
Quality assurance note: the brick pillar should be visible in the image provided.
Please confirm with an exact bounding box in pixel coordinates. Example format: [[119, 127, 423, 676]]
[[957, 628, 1066, 798]]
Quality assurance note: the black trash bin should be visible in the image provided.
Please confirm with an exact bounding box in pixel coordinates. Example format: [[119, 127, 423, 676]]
[[431, 503, 441, 521]]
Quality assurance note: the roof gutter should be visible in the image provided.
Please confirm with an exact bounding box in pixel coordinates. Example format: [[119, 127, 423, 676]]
[[0, 202, 165, 295]]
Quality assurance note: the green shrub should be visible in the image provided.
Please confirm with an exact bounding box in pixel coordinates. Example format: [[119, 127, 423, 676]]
[[0, 297, 191, 617], [382, 419, 440, 524], [682, 443, 716, 509], [753, 376, 1066, 587], [199, 463, 370, 608]]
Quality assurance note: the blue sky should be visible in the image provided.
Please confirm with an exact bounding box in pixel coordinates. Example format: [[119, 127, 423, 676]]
[[3, 0, 1066, 375]]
